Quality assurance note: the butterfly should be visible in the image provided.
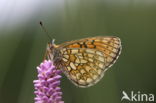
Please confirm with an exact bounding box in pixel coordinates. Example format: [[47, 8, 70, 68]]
[[45, 36, 122, 88]]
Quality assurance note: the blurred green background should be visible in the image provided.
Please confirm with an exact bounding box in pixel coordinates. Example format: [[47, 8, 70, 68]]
[[0, 0, 156, 103]]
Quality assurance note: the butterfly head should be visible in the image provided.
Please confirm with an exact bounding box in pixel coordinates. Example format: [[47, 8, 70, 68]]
[[47, 39, 62, 65]]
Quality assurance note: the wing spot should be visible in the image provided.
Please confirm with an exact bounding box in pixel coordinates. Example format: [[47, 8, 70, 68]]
[[112, 49, 117, 52], [96, 51, 103, 56], [98, 56, 105, 62], [76, 73, 81, 80], [78, 79, 85, 85], [76, 55, 83, 59], [62, 58, 68, 62], [99, 63, 104, 68], [88, 54, 94, 57], [63, 55, 69, 59], [97, 69, 102, 75], [89, 69, 98, 75], [80, 59, 88, 63], [86, 49, 95, 54], [77, 53, 82, 56], [85, 66, 91, 72], [80, 69, 86, 74], [75, 58, 80, 63], [75, 63, 79, 66], [103, 38, 111, 41], [69, 55, 76, 62], [64, 51, 67, 54], [67, 49, 71, 54], [114, 44, 119, 48], [107, 57, 113, 62], [70, 62, 77, 70], [110, 53, 115, 57], [114, 40, 120, 44], [67, 66, 71, 71], [62, 48, 66, 51], [108, 46, 113, 50], [71, 50, 78, 54], [88, 58, 94, 62], [86, 78, 93, 83], [93, 75, 98, 80]]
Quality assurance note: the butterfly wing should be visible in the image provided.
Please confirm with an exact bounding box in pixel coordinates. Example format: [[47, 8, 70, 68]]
[[59, 36, 121, 87]]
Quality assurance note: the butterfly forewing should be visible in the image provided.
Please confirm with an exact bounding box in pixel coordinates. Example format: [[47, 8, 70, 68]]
[[47, 36, 121, 87]]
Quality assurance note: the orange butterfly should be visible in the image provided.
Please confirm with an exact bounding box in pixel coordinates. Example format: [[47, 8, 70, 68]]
[[45, 36, 122, 88]]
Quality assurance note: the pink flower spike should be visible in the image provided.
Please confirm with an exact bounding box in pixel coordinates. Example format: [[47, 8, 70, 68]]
[[33, 60, 64, 103]]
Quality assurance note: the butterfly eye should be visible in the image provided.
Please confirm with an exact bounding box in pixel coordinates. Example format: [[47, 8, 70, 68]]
[[47, 42, 54, 50], [50, 46, 54, 50]]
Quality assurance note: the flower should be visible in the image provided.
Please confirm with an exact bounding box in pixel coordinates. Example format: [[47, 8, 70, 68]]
[[33, 60, 64, 103]]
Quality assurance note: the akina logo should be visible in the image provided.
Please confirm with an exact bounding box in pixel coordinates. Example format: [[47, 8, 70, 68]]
[[121, 91, 155, 102]]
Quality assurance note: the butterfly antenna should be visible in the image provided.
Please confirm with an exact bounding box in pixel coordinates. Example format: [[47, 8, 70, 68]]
[[39, 21, 52, 41]]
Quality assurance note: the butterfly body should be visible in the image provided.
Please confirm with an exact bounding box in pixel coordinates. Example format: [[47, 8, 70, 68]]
[[46, 36, 122, 88]]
